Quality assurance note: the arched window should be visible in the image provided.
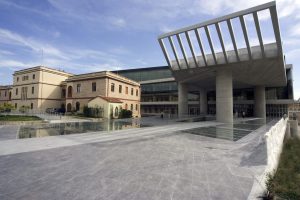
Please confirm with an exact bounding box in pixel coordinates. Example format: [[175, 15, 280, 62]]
[[67, 103, 72, 112], [115, 107, 119, 117], [125, 103, 128, 110], [75, 102, 80, 111], [67, 86, 73, 97]]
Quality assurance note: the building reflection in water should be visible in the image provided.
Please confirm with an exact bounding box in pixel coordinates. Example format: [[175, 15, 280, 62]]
[[18, 120, 147, 139]]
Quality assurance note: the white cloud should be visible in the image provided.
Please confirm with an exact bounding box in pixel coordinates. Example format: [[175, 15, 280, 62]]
[[0, 50, 14, 56], [53, 31, 61, 38], [294, 90, 300, 100], [0, 28, 67, 60], [0, 28, 127, 73], [110, 18, 127, 28], [289, 25, 300, 37]]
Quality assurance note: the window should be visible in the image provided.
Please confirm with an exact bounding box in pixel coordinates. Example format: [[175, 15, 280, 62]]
[[125, 103, 128, 110], [76, 102, 80, 111], [15, 103, 17, 109], [92, 82, 96, 92], [32, 87, 34, 94], [33, 74, 35, 79], [67, 86, 72, 97], [130, 104, 133, 111], [4, 91, 7, 97], [21, 87, 28, 100], [131, 88, 133, 95], [77, 84, 81, 93], [62, 89, 66, 98], [125, 87, 128, 94], [119, 85, 122, 93], [17, 77, 19, 82], [22, 76, 29, 81], [136, 89, 138, 96], [111, 83, 115, 92], [115, 107, 119, 116], [16, 88, 18, 95], [31, 103, 33, 109], [136, 104, 138, 111]]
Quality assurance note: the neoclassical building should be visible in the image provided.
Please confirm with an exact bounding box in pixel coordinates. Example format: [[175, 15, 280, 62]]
[[3, 66, 141, 118], [64, 71, 140, 117]]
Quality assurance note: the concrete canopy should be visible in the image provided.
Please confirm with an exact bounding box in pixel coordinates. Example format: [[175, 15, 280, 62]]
[[158, 1, 286, 89]]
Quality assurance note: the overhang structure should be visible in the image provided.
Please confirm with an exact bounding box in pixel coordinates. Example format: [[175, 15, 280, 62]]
[[158, 1, 287, 123], [158, 1, 286, 88]]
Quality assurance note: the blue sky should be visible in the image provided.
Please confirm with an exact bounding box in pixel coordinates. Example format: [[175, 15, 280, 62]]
[[0, 0, 299, 99]]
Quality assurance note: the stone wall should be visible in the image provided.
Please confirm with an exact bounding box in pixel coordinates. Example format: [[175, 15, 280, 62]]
[[248, 118, 288, 199]]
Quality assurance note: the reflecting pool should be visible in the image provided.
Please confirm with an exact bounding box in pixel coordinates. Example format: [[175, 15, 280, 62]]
[[18, 120, 151, 139]]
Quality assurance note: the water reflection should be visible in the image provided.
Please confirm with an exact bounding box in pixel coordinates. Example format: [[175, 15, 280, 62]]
[[18, 120, 150, 139], [183, 126, 252, 141]]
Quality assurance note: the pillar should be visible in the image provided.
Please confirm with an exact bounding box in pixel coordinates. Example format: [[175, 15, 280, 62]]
[[216, 69, 233, 123], [178, 82, 188, 118], [199, 88, 207, 115], [254, 86, 266, 119]]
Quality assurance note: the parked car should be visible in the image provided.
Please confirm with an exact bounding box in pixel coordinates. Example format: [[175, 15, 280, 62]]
[[45, 108, 59, 114]]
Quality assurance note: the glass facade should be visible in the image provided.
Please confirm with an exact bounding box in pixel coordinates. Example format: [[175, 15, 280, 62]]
[[115, 65, 293, 116], [115, 66, 172, 82], [142, 82, 177, 94]]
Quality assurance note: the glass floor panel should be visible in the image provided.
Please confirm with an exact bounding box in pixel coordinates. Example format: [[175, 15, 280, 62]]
[[218, 123, 262, 131], [182, 126, 252, 141]]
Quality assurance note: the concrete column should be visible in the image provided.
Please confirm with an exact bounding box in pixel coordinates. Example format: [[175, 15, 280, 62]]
[[178, 82, 188, 118], [199, 88, 207, 115], [216, 69, 233, 123], [254, 86, 266, 119]]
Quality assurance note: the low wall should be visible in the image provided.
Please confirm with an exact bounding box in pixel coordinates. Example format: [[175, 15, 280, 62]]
[[248, 117, 288, 199]]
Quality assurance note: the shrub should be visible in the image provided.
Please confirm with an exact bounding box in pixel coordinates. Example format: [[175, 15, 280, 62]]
[[83, 106, 103, 118], [0, 103, 15, 113], [265, 138, 300, 200], [118, 109, 132, 119], [19, 105, 30, 113]]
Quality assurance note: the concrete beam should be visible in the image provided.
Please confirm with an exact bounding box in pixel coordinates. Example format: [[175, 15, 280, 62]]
[[185, 31, 199, 68], [253, 12, 265, 58], [215, 23, 228, 63], [204, 26, 217, 65], [227, 19, 240, 62], [216, 69, 233, 123], [158, 39, 171, 67], [239, 15, 252, 60], [158, 1, 275, 39], [176, 34, 190, 68], [195, 29, 208, 66], [168, 36, 181, 69]]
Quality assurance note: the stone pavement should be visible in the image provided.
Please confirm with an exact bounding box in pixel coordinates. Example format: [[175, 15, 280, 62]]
[[0, 120, 270, 200]]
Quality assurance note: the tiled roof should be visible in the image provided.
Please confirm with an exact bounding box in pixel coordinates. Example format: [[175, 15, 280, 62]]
[[89, 95, 123, 103]]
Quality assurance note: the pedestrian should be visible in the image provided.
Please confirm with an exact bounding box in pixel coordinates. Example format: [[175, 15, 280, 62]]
[[242, 111, 246, 118], [161, 112, 164, 119]]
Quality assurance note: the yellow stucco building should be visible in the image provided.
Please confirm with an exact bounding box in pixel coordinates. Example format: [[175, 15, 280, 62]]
[[1, 66, 141, 118], [65, 71, 140, 117], [0, 85, 12, 106]]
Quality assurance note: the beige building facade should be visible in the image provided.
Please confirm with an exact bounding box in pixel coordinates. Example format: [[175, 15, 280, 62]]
[[2, 66, 141, 118], [88, 96, 123, 119], [65, 71, 140, 117], [11, 66, 72, 111], [0, 85, 12, 106]]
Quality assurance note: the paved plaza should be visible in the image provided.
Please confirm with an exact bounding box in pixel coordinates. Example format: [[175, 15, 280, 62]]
[[0, 118, 272, 200]]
